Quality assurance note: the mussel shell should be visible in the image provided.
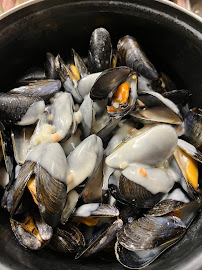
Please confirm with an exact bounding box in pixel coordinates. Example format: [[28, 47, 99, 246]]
[[61, 190, 79, 224], [33, 212, 53, 241], [73, 203, 119, 218], [54, 54, 68, 83], [49, 224, 85, 253], [119, 174, 164, 208], [88, 27, 112, 73], [115, 237, 180, 269], [76, 218, 123, 259], [0, 127, 15, 189], [6, 161, 36, 216], [11, 125, 35, 165], [82, 160, 103, 203], [35, 164, 67, 227], [9, 80, 61, 101], [130, 107, 182, 125], [173, 146, 200, 200], [97, 117, 121, 142], [117, 35, 158, 80], [45, 52, 58, 79], [177, 139, 202, 164], [163, 89, 191, 106], [0, 93, 44, 125], [183, 108, 202, 150], [146, 199, 185, 217], [90, 66, 131, 100], [138, 90, 181, 118], [72, 49, 89, 78], [117, 215, 186, 251], [10, 218, 43, 250]]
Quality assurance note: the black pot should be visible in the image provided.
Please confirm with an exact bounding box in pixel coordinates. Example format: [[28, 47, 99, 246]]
[[0, 0, 202, 269]]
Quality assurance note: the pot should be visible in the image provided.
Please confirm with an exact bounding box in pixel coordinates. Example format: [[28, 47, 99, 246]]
[[0, 0, 202, 269]]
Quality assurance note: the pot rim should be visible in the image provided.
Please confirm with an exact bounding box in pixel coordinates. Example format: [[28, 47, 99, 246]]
[[0, 0, 201, 23]]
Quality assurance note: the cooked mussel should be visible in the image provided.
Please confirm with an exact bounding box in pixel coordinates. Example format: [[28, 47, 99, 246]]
[[88, 27, 112, 73], [106, 125, 178, 169], [76, 218, 123, 259], [117, 35, 158, 80], [9, 80, 61, 101], [45, 52, 58, 79], [49, 224, 85, 253], [11, 213, 53, 250], [115, 199, 200, 269], [0, 93, 45, 125]]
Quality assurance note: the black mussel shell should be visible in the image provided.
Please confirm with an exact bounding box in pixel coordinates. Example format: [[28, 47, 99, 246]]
[[76, 218, 123, 259], [35, 164, 67, 227], [9, 80, 61, 101], [183, 108, 202, 150], [145, 199, 185, 217], [45, 52, 58, 79], [117, 35, 158, 81], [49, 224, 85, 253], [118, 174, 164, 208], [0, 93, 44, 125], [115, 237, 180, 269], [117, 215, 186, 251], [5, 161, 36, 216], [90, 67, 131, 101], [88, 27, 112, 73]]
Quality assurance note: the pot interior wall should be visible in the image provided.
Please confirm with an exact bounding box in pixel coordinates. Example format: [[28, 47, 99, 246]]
[[0, 1, 202, 270]]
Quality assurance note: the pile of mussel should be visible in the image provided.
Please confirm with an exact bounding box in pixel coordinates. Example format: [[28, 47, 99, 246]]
[[0, 27, 201, 269]]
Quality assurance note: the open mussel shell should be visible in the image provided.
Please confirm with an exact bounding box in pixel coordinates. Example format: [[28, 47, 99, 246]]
[[35, 163, 67, 227], [173, 146, 200, 199], [61, 190, 79, 224], [73, 203, 119, 218], [96, 117, 121, 143], [90, 66, 131, 100], [82, 160, 103, 203], [11, 125, 35, 165], [5, 161, 36, 216], [117, 35, 158, 81], [76, 218, 123, 259], [0, 93, 45, 126], [177, 139, 202, 164], [117, 215, 186, 252], [10, 213, 53, 250], [132, 90, 182, 125], [115, 199, 200, 269], [107, 74, 138, 118], [49, 224, 85, 253], [130, 106, 182, 125], [72, 48, 89, 78], [183, 107, 202, 150], [118, 174, 164, 208], [88, 27, 112, 73]]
